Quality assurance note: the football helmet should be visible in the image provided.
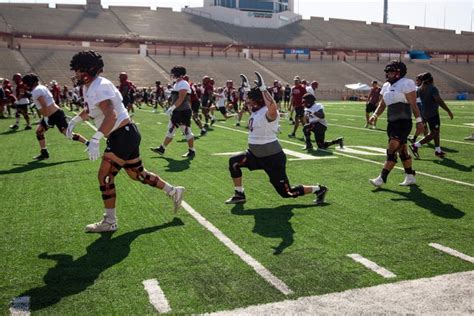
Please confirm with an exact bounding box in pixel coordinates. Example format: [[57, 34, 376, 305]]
[[384, 60, 407, 84], [119, 72, 128, 83], [302, 93, 316, 108], [69, 50, 104, 86], [170, 65, 186, 79], [12, 73, 22, 84], [21, 73, 39, 91]]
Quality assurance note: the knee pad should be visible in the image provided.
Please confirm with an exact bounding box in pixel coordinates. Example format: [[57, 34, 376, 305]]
[[166, 122, 176, 139], [289, 185, 305, 197], [100, 182, 116, 200], [36, 132, 45, 141], [386, 149, 398, 162], [99, 159, 121, 200], [180, 125, 194, 140], [399, 151, 411, 161], [229, 154, 246, 178], [124, 161, 159, 187]]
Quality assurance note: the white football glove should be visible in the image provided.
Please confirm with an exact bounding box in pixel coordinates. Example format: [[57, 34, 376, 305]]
[[255, 71, 267, 92], [66, 115, 83, 139], [86, 131, 104, 161], [166, 104, 176, 116]]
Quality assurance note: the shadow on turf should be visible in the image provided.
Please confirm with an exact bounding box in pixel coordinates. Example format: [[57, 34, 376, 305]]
[[0, 159, 86, 175], [433, 157, 474, 172], [151, 156, 192, 172], [231, 204, 318, 255], [15, 217, 184, 312], [375, 185, 465, 219]]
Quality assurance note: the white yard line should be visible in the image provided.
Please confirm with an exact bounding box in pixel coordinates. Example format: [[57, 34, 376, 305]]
[[429, 243, 474, 264], [215, 124, 474, 187], [346, 254, 396, 278], [9, 296, 30, 316], [208, 271, 474, 315], [181, 201, 294, 295], [142, 279, 171, 313]]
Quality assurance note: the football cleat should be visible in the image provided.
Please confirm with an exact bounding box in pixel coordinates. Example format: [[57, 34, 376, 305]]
[[85, 217, 117, 233], [288, 133, 296, 138], [235, 122, 240, 126], [150, 145, 165, 155], [24, 125, 32, 130], [9, 124, 19, 130], [225, 191, 246, 204], [302, 144, 313, 150], [464, 135, 474, 141], [314, 185, 328, 205], [399, 174, 416, 186], [169, 186, 185, 213], [409, 144, 420, 160], [200, 129, 207, 136], [182, 149, 195, 159], [33, 149, 49, 160], [364, 123, 369, 128], [369, 175, 384, 188], [434, 151, 446, 158], [337, 137, 344, 148]]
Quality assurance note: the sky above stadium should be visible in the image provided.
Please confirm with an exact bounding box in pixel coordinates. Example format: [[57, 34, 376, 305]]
[[2, 0, 473, 32]]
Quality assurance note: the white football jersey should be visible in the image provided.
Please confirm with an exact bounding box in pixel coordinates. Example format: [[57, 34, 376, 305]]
[[31, 85, 54, 110], [381, 78, 416, 106], [305, 103, 327, 127], [82, 76, 129, 132], [248, 107, 279, 145]]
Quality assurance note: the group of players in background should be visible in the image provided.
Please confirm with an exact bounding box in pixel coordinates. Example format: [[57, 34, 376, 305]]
[[0, 51, 470, 232]]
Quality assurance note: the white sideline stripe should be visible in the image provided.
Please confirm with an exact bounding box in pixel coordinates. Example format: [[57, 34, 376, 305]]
[[181, 201, 294, 295], [9, 296, 30, 316], [214, 124, 474, 187], [208, 271, 474, 315], [347, 254, 396, 278], [142, 279, 171, 313], [429, 243, 474, 264]]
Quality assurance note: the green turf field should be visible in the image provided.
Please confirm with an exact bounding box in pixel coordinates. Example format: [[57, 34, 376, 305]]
[[1, 101, 473, 314]]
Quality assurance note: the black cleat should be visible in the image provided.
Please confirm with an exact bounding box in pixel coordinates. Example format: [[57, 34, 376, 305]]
[[151, 145, 165, 155], [200, 129, 207, 136], [225, 191, 246, 204], [9, 124, 19, 130], [288, 133, 296, 138], [302, 144, 313, 150], [24, 125, 32, 130], [33, 149, 49, 160], [314, 185, 328, 205], [182, 149, 195, 159], [337, 137, 344, 148]]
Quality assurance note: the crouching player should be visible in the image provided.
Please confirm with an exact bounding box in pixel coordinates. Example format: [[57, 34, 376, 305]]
[[302, 93, 343, 150], [22, 73, 88, 160], [225, 72, 328, 205], [67, 50, 185, 233]]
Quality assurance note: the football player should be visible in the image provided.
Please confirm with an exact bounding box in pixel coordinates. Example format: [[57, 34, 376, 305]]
[[118, 72, 136, 114], [302, 93, 343, 150], [9, 73, 32, 130], [364, 80, 381, 129], [288, 76, 307, 138], [67, 50, 184, 232], [22, 73, 89, 160], [369, 60, 424, 187], [150, 65, 196, 158], [225, 72, 328, 205]]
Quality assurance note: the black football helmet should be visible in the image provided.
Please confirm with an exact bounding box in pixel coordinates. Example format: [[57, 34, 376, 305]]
[[384, 60, 407, 84], [70, 50, 104, 86]]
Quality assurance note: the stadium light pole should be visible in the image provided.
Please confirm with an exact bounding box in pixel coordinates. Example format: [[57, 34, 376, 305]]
[[383, 0, 388, 24]]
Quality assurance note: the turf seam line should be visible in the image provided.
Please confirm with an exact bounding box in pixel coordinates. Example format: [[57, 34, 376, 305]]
[[429, 243, 474, 264], [346, 254, 396, 278], [181, 201, 294, 295], [143, 279, 171, 313]]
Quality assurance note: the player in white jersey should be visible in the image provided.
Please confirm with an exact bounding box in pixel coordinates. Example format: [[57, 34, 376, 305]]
[[301, 93, 343, 150], [150, 65, 196, 158], [369, 60, 424, 188], [21, 73, 88, 160], [66, 51, 185, 233], [225, 72, 328, 205]]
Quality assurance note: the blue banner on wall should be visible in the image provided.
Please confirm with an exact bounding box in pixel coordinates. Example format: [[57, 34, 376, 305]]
[[409, 50, 431, 60], [284, 48, 309, 55]]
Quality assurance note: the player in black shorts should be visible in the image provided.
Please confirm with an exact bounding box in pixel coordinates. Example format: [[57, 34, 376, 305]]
[[410, 72, 453, 158], [22, 73, 88, 160]]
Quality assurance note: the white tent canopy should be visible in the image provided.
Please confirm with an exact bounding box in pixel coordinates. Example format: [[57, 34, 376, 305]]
[[344, 83, 371, 92]]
